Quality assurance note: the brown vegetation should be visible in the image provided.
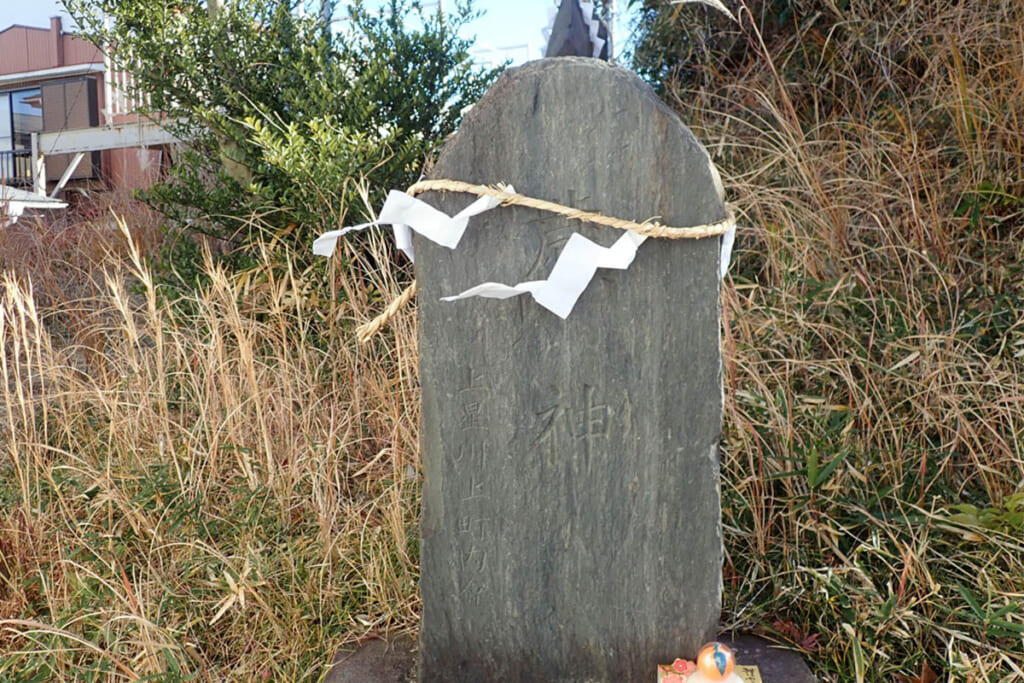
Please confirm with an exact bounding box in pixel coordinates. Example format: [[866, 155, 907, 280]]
[[1, 195, 419, 679], [1, 0, 1023, 679], [659, 0, 1024, 678]]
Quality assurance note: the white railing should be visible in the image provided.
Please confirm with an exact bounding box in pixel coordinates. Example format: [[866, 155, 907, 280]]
[[102, 15, 149, 122], [330, 0, 445, 29], [106, 68, 150, 119], [470, 42, 537, 69]]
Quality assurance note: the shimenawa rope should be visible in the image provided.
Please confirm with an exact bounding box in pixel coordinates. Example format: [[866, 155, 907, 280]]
[[354, 179, 735, 343]]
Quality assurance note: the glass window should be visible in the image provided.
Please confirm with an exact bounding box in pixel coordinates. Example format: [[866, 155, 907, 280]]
[[1, 93, 14, 182], [0, 92, 11, 148], [11, 88, 43, 150]]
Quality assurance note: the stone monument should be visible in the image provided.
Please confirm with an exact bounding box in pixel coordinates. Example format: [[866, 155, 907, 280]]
[[415, 57, 726, 681]]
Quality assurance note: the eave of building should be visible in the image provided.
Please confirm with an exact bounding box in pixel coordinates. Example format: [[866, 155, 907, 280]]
[[0, 62, 105, 89]]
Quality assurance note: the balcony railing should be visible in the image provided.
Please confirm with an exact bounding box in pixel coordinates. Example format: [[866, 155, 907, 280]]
[[107, 68, 150, 119], [0, 150, 33, 187]]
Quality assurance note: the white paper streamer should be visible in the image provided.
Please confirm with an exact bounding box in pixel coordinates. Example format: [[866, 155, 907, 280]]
[[313, 182, 734, 320], [578, 2, 606, 58], [442, 231, 647, 319], [311, 189, 505, 261], [313, 220, 375, 257], [720, 224, 736, 279], [705, 150, 735, 278]]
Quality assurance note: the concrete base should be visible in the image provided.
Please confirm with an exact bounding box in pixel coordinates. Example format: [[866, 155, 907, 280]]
[[324, 633, 814, 682]]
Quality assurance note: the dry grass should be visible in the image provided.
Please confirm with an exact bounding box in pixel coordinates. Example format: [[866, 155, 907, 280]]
[[2, 1, 1024, 680], [657, 0, 1024, 678], [0, 202, 420, 679]]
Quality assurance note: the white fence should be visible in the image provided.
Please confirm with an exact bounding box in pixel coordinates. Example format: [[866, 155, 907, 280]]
[[105, 68, 149, 120]]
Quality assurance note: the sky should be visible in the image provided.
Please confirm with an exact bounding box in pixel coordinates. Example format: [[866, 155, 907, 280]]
[[0, 0, 637, 66]]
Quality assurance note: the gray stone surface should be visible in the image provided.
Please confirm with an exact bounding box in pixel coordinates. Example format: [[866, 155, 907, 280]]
[[324, 635, 416, 683], [415, 58, 727, 682], [725, 635, 817, 682]]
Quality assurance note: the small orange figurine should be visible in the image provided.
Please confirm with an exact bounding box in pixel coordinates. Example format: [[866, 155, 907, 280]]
[[658, 642, 745, 682], [697, 642, 735, 679], [673, 642, 746, 682]]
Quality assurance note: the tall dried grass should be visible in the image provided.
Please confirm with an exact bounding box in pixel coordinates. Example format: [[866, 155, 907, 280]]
[[2, 0, 1023, 679], [0, 204, 419, 679], [662, 0, 1024, 678]]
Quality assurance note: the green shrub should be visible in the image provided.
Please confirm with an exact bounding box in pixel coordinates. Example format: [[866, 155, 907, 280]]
[[65, 0, 498, 277]]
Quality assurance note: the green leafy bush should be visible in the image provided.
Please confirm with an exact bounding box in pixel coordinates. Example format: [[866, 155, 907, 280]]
[[65, 0, 498, 276]]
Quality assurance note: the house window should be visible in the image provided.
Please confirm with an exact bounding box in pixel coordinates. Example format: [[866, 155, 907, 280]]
[[0, 100, 12, 182], [0, 94, 11, 153], [41, 77, 98, 131], [12, 89, 43, 148], [0, 78, 101, 185], [0, 88, 42, 184], [41, 77, 100, 182], [0, 91, 11, 151]]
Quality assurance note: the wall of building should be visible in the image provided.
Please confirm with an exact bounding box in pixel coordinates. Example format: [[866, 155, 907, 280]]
[[0, 18, 101, 76], [61, 30, 103, 67], [103, 148, 164, 191], [0, 17, 166, 193]]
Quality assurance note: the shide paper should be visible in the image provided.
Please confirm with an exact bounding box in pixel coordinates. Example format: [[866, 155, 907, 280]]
[[578, 2, 607, 58], [720, 224, 736, 279], [311, 189, 503, 261], [442, 230, 646, 318], [313, 187, 735, 319]]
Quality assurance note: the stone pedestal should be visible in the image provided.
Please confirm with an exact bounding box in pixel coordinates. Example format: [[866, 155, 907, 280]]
[[324, 633, 817, 682]]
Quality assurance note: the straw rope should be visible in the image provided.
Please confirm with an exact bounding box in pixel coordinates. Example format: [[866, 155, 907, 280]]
[[354, 180, 735, 342], [356, 280, 417, 344], [406, 179, 736, 239]]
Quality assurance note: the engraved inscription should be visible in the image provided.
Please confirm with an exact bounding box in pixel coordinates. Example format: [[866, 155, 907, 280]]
[[460, 471, 488, 505], [451, 515, 499, 598], [454, 442, 486, 466], [457, 371, 489, 432], [524, 190, 598, 279], [531, 385, 633, 469], [450, 369, 500, 603], [453, 370, 492, 469]]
